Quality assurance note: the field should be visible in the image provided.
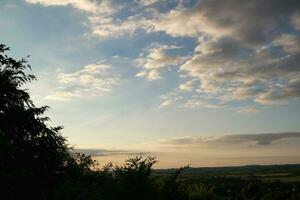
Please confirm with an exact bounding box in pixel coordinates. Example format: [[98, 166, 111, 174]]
[[153, 164, 300, 199], [155, 164, 300, 182]]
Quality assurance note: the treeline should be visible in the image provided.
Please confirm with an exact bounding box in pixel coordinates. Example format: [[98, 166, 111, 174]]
[[0, 44, 299, 200], [52, 156, 300, 200]]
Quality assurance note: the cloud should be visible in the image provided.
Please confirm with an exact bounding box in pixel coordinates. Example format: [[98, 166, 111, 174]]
[[45, 91, 80, 101], [158, 99, 173, 108], [184, 98, 223, 109], [158, 90, 186, 108], [25, 0, 300, 45], [148, 0, 300, 106], [26, 0, 139, 39], [88, 15, 151, 38], [158, 86, 224, 109], [161, 136, 202, 146], [180, 37, 300, 105], [139, 45, 182, 69], [45, 62, 119, 101], [179, 80, 196, 92], [26, 0, 300, 106], [148, 70, 161, 80], [273, 34, 300, 54], [151, 0, 300, 46], [137, 0, 159, 6], [25, 0, 115, 14], [75, 148, 148, 157], [252, 74, 300, 104], [160, 132, 300, 147], [291, 12, 300, 30], [136, 44, 186, 80], [237, 107, 259, 114]]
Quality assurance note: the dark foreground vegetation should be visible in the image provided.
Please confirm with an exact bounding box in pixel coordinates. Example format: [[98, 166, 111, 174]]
[[1, 44, 300, 200]]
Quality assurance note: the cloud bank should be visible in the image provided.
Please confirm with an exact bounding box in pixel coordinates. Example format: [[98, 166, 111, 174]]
[[154, 0, 300, 107], [160, 132, 300, 147], [26, 0, 300, 107]]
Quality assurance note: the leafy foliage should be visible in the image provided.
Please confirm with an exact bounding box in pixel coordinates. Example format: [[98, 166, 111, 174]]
[[0, 44, 92, 199]]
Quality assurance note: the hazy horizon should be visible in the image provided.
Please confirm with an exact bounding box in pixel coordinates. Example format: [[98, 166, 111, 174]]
[[76, 132, 300, 168], [1, 0, 300, 168]]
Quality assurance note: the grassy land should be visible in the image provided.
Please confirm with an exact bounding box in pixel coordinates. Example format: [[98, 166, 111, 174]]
[[154, 164, 300, 182]]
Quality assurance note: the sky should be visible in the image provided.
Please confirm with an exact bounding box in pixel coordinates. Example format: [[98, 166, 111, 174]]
[[1, 0, 300, 168]]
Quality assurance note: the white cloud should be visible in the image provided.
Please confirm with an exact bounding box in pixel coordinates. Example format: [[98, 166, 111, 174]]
[[135, 70, 147, 77], [237, 107, 259, 114], [138, 0, 159, 6], [88, 15, 151, 38], [158, 99, 173, 108], [45, 91, 80, 101], [150, 7, 219, 38], [147, 69, 161, 80], [136, 44, 186, 80], [140, 45, 182, 69], [136, 69, 161, 80], [46, 63, 119, 101], [25, 0, 115, 14], [158, 87, 224, 109], [184, 98, 222, 109], [26, 0, 136, 39], [179, 80, 195, 91], [158, 90, 185, 108]]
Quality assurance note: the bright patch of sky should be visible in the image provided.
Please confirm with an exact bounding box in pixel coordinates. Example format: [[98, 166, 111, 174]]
[[1, 0, 300, 167]]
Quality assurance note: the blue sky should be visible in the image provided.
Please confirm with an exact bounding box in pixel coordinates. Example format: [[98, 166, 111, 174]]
[[1, 0, 300, 167]]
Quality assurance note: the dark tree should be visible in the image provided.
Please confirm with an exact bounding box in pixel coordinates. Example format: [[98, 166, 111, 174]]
[[0, 44, 74, 199], [114, 156, 157, 200]]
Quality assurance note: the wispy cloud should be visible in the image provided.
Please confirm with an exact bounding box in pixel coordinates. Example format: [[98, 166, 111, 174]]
[[237, 107, 259, 114], [45, 62, 119, 101], [26, 0, 116, 14], [75, 148, 148, 157], [138, 0, 159, 7], [184, 98, 224, 109], [45, 91, 80, 101], [158, 89, 224, 110], [179, 80, 196, 92]]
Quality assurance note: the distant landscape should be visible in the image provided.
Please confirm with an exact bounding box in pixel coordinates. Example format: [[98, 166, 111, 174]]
[[153, 164, 300, 199], [156, 164, 300, 183]]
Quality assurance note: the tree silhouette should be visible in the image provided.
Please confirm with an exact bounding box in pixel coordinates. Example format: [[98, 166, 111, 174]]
[[114, 156, 157, 200], [0, 44, 74, 199]]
